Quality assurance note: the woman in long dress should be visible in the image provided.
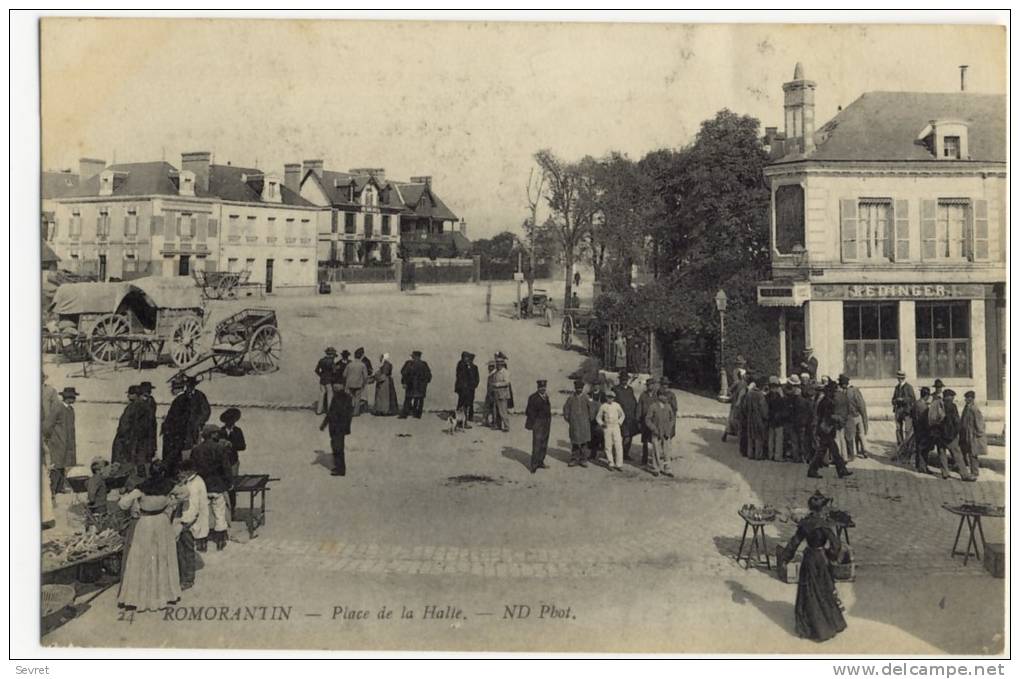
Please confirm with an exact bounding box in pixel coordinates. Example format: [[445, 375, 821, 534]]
[[372, 353, 398, 416], [781, 492, 847, 642], [116, 470, 181, 611]]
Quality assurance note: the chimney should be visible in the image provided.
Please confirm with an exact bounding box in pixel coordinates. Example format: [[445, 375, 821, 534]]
[[79, 157, 105, 181], [303, 159, 324, 178], [284, 163, 302, 194], [410, 176, 432, 187], [459, 219, 467, 237], [181, 151, 211, 192], [782, 62, 817, 155]]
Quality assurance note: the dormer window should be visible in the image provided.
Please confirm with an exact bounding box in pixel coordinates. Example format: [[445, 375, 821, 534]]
[[178, 170, 197, 196], [943, 136, 961, 159], [918, 120, 969, 160]]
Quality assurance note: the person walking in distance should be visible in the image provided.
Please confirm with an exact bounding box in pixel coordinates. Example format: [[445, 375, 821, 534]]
[[613, 334, 627, 373], [314, 348, 337, 415], [524, 380, 552, 473], [455, 351, 480, 427], [491, 355, 512, 432], [563, 380, 593, 468], [644, 391, 675, 477], [807, 382, 852, 479], [399, 351, 432, 419], [637, 377, 659, 466], [891, 370, 917, 447], [613, 370, 639, 461], [321, 385, 354, 477]]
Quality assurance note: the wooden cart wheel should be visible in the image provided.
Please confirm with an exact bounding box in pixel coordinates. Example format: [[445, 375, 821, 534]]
[[217, 277, 237, 300], [561, 315, 574, 349], [247, 324, 282, 374], [88, 313, 131, 364], [169, 316, 204, 368]]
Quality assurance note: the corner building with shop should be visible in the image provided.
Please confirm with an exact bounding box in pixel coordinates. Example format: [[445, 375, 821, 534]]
[[757, 64, 1006, 405]]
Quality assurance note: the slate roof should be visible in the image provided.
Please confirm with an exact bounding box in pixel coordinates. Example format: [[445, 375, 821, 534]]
[[41, 171, 79, 199], [209, 164, 314, 207], [67, 161, 181, 198], [307, 168, 459, 221], [776, 91, 1006, 164], [61, 161, 315, 207]]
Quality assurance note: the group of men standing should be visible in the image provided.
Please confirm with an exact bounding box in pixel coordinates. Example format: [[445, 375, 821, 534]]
[[893, 375, 985, 481], [726, 359, 987, 482], [314, 347, 378, 417], [534, 371, 678, 477]]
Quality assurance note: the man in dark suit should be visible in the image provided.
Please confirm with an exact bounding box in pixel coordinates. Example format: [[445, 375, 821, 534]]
[[455, 351, 480, 426], [314, 347, 337, 414], [190, 425, 232, 550], [891, 370, 917, 446], [219, 407, 246, 507], [321, 386, 354, 476], [525, 379, 552, 473], [399, 350, 432, 419], [136, 381, 158, 472]]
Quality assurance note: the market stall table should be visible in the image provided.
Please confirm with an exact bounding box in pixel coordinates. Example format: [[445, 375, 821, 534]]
[[233, 474, 272, 538], [943, 503, 1005, 566], [736, 508, 776, 570]]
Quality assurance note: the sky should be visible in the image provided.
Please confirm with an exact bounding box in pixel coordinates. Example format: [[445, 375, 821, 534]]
[[41, 18, 1006, 239]]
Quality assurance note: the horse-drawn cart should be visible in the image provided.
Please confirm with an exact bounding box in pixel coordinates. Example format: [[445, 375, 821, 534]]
[[175, 307, 281, 379], [44, 277, 206, 369], [560, 306, 607, 358], [192, 269, 263, 300]]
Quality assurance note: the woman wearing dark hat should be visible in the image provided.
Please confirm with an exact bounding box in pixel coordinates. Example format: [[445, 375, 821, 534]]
[[781, 491, 847, 642], [219, 408, 246, 507], [116, 466, 181, 611]]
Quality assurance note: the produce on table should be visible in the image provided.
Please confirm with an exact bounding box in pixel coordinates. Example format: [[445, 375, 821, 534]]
[[42, 527, 123, 571]]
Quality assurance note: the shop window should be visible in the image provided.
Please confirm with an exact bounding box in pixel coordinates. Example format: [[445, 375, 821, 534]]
[[916, 302, 970, 378], [774, 185, 804, 254], [843, 303, 899, 379]]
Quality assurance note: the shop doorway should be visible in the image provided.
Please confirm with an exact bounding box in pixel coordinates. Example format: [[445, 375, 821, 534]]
[[986, 295, 1005, 400], [785, 306, 806, 376], [178, 255, 190, 276]]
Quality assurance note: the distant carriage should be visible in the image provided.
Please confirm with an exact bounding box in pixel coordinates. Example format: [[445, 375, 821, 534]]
[[560, 305, 607, 359], [192, 269, 260, 300], [43, 277, 206, 368]]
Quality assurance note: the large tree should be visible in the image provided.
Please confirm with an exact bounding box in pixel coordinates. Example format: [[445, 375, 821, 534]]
[[584, 152, 649, 289], [533, 149, 594, 309]]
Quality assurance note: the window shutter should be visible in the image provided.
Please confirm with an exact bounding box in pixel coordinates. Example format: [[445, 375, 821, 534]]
[[197, 214, 208, 241], [893, 200, 910, 261], [840, 199, 858, 261], [123, 213, 130, 235], [151, 215, 163, 236], [921, 199, 937, 260], [208, 218, 218, 237], [972, 200, 988, 261]]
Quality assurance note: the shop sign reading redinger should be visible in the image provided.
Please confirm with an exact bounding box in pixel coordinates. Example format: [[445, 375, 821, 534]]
[[812, 283, 987, 300]]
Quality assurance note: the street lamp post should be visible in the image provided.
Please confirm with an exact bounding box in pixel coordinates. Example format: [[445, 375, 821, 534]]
[[715, 289, 730, 402]]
